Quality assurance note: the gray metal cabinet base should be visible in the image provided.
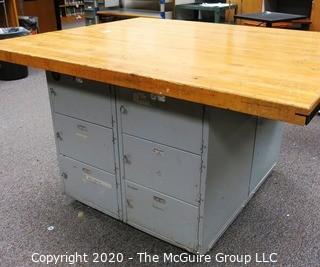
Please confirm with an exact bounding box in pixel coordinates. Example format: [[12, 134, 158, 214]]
[[46, 72, 283, 253]]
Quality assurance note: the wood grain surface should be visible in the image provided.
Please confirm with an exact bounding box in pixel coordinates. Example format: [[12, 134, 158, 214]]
[[97, 9, 160, 19], [0, 18, 319, 125]]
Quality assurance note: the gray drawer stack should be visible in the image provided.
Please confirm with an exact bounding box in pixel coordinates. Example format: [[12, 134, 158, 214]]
[[46, 72, 283, 253], [47, 73, 121, 219], [116, 87, 204, 250]]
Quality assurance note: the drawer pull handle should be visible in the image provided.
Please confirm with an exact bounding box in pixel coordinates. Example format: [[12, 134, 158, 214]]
[[77, 125, 87, 132], [123, 155, 131, 164], [61, 172, 68, 179], [153, 196, 166, 204], [126, 199, 134, 208], [56, 132, 63, 141], [120, 105, 127, 114], [152, 148, 164, 156], [82, 168, 91, 174]]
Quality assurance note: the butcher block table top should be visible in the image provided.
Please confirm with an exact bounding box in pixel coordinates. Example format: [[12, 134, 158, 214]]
[[0, 18, 319, 125]]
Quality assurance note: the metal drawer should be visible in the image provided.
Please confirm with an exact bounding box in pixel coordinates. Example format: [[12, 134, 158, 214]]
[[117, 88, 203, 154], [55, 114, 115, 173], [59, 156, 119, 216], [123, 134, 201, 205], [47, 73, 113, 127], [125, 181, 199, 250]]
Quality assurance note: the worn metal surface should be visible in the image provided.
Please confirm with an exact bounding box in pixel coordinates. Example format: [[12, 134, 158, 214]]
[[47, 73, 113, 127], [47, 72, 122, 220], [59, 155, 119, 217], [202, 108, 257, 251], [125, 181, 199, 251], [46, 74, 283, 253], [117, 87, 204, 154], [123, 133, 202, 205], [250, 118, 283, 195], [55, 114, 115, 173]]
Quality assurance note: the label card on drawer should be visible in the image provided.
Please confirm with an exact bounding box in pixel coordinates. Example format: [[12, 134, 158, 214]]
[[75, 132, 88, 139], [83, 174, 112, 189], [59, 156, 119, 217], [133, 93, 151, 106]]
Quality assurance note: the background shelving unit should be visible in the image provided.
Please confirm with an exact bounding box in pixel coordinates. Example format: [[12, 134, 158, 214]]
[[97, 0, 178, 22], [59, 0, 85, 24], [84, 0, 105, 25]]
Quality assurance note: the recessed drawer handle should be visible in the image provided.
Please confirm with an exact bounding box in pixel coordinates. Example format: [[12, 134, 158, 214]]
[[123, 155, 131, 164], [56, 131, 63, 141], [126, 199, 134, 208], [153, 196, 166, 204], [120, 105, 127, 114]]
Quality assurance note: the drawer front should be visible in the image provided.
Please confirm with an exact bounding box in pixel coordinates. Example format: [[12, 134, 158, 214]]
[[55, 114, 115, 173], [59, 156, 119, 216], [123, 134, 201, 205], [125, 181, 199, 250], [117, 88, 203, 154], [47, 72, 113, 127]]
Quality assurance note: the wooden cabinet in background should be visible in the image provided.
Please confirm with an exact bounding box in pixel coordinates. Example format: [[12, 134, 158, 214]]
[[234, 0, 263, 14], [20, 0, 60, 32], [225, 0, 262, 23], [311, 0, 320, 31], [0, 0, 19, 27]]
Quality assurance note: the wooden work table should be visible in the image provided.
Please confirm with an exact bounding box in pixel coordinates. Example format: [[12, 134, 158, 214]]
[[0, 18, 319, 125], [0, 18, 318, 253]]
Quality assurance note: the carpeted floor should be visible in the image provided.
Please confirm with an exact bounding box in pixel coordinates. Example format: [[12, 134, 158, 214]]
[[0, 68, 319, 267]]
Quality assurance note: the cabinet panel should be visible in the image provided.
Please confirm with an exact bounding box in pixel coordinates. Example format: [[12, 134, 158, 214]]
[[125, 181, 199, 250], [47, 73, 113, 127], [250, 118, 283, 194], [60, 156, 119, 216], [123, 134, 201, 205], [117, 87, 203, 154], [55, 114, 115, 173]]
